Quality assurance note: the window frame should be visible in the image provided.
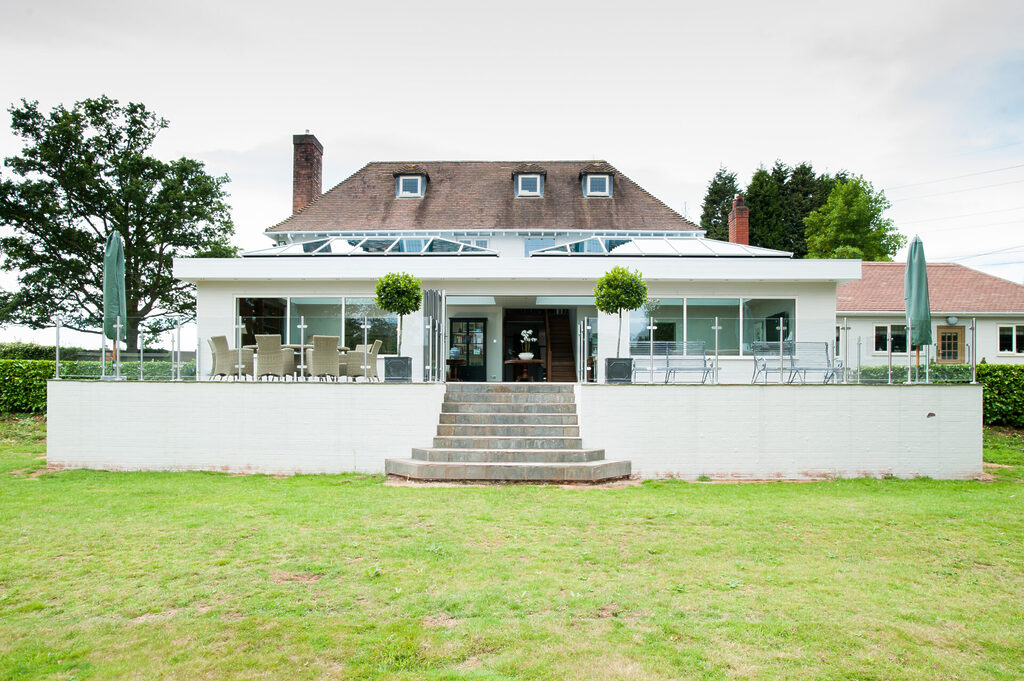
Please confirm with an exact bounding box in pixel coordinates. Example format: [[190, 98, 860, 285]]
[[583, 173, 612, 197], [396, 175, 425, 198], [998, 324, 1024, 354], [515, 173, 543, 198], [873, 323, 909, 354]]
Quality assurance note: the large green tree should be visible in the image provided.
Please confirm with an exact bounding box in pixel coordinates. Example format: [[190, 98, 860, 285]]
[[745, 165, 788, 252], [0, 96, 236, 350], [804, 176, 906, 260], [698, 166, 739, 241]]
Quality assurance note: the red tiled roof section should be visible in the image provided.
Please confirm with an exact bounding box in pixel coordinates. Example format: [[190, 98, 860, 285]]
[[837, 262, 1024, 313], [267, 161, 698, 233]]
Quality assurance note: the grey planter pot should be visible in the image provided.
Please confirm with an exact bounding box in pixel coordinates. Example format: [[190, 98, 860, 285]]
[[605, 357, 633, 384], [384, 356, 413, 383]]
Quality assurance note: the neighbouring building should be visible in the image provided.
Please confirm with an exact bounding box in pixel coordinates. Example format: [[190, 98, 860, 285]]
[[837, 261, 1024, 368], [174, 133, 860, 383]]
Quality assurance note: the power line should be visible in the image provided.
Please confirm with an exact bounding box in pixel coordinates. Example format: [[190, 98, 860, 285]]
[[890, 178, 1024, 202], [899, 206, 1024, 224], [886, 163, 1024, 190], [913, 220, 1024, 234], [944, 243, 1024, 261]]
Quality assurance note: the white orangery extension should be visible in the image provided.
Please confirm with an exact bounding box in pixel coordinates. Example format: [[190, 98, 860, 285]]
[[175, 245, 859, 384]]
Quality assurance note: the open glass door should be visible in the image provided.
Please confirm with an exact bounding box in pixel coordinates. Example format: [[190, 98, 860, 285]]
[[450, 319, 487, 382]]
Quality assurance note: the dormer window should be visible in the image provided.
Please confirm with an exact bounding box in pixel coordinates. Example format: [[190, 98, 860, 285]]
[[584, 174, 612, 197], [515, 173, 544, 198], [396, 175, 425, 198]]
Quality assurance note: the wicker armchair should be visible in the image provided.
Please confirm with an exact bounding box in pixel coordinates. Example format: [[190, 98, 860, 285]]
[[255, 334, 295, 380], [208, 335, 253, 380], [343, 340, 382, 382], [305, 335, 341, 381]]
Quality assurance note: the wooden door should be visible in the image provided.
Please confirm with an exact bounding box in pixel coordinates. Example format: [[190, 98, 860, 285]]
[[936, 326, 965, 364]]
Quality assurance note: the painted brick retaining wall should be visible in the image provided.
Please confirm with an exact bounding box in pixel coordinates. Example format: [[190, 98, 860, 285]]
[[575, 384, 982, 480], [47, 381, 445, 475]]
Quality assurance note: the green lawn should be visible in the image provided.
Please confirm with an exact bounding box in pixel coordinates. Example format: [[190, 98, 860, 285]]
[[1, 415, 1022, 680]]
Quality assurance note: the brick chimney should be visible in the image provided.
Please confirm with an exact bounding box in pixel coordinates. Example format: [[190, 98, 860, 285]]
[[292, 132, 323, 214], [728, 194, 749, 245]]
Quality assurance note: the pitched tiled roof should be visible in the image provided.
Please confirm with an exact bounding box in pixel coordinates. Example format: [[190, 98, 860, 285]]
[[837, 262, 1024, 313], [267, 161, 698, 233]]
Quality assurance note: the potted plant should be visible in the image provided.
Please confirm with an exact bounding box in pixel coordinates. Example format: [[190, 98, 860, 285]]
[[519, 329, 537, 360], [594, 266, 648, 383], [375, 272, 423, 383]]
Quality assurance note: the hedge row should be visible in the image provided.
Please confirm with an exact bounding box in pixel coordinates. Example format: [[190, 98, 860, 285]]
[[0, 342, 85, 361], [0, 359, 196, 415]]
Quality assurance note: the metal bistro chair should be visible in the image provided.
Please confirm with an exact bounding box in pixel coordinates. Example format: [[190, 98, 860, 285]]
[[305, 335, 341, 381], [255, 334, 296, 381], [207, 335, 253, 380]]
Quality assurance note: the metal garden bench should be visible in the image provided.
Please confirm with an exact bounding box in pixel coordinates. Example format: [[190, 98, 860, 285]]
[[751, 341, 842, 384], [631, 341, 715, 384]]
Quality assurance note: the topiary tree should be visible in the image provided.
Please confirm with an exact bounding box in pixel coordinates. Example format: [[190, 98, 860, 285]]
[[374, 272, 422, 356], [594, 266, 648, 357]]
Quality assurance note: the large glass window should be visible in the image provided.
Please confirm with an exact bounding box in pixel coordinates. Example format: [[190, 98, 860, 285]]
[[524, 238, 556, 256], [630, 299, 683, 352], [344, 298, 398, 355], [686, 298, 740, 356], [742, 299, 795, 352], [238, 298, 286, 346], [289, 298, 343, 344]]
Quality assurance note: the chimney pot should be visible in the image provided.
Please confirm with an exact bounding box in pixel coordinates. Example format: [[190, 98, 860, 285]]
[[292, 133, 323, 214], [728, 194, 749, 246]]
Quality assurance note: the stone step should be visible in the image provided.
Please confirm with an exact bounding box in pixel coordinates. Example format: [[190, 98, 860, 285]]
[[446, 383, 574, 393], [411, 448, 605, 463], [385, 458, 632, 483], [439, 412, 578, 425], [441, 402, 577, 414], [444, 392, 575, 404], [436, 424, 580, 437], [432, 436, 583, 450]]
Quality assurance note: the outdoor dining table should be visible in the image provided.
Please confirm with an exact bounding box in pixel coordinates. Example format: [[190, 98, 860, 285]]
[[243, 343, 351, 378]]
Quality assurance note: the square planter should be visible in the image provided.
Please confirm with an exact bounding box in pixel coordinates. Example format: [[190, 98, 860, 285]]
[[384, 356, 413, 383], [605, 357, 633, 384]]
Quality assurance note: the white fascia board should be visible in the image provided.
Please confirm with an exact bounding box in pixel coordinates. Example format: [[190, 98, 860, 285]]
[[174, 256, 861, 284], [839, 310, 1024, 317]]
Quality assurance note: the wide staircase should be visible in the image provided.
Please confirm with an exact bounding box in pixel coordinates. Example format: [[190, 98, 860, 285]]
[[385, 383, 631, 483]]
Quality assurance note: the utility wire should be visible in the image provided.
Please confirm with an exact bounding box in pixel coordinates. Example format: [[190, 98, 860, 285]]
[[912, 220, 1024, 234], [890, 178, 1024, 202], [944, 244, 1024, 261], [899, 206, 1024, 224], [886, 163, 1024, 190]]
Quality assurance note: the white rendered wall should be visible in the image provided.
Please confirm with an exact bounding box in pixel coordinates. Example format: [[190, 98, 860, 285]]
[[576, 384, 982, 479], [839, 314, 1024, 369], [47, 381, 444, 475]]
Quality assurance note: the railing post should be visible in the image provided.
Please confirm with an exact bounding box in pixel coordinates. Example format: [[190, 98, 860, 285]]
[[971, 317, 977, 384], [235, 315, 244, 381], [297, 315, 307, 380], [778, 317, 786, 384], [140, 332, 145, 382], [101, 322, 107, 379], [887, 328, 893, 384], [906, 320, 913, 384], [712, 316, 721, 385], [55, 317, 62, 380], [175, 318, 183, 382], [925, 342, 931, 384], [647, 319, 656, 384], [362, 314, 369, 381], [114, 315, 122, 380], [842, 316, 849, 384]]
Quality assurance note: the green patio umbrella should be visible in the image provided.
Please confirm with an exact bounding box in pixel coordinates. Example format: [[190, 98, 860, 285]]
[[103, 231, 127, 342], [904, 235, 932, 377]]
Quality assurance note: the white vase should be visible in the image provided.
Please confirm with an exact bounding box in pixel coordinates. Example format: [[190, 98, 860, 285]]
[[518, 352, 534, 360]]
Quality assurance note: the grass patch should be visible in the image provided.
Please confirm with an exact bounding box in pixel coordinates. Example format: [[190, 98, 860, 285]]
[[983, 426, 1024, 482], [0, 421, 1022, 679]]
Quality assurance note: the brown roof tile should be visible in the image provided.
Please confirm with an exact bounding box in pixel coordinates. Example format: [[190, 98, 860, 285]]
[[267, 161, 697, 233], [837, 262, 1024, 313]]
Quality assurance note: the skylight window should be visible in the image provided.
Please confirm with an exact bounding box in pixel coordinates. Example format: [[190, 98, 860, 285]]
[[584, 174, 612, 197], [516, 174, 543, 198], [396, 175, 425, 198]]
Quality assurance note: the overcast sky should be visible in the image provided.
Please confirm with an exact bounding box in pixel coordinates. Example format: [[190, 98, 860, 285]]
[[1, 0, 1023, 344]]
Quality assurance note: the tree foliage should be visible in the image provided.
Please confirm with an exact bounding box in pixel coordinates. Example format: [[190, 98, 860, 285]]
[[700, 161, 840, 257], [594, 266, 647, 357], [804, 176, 906, 261], [698, 167, 739, 241], [0, 96, 236, 350], [375, 272, 422, 356]]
